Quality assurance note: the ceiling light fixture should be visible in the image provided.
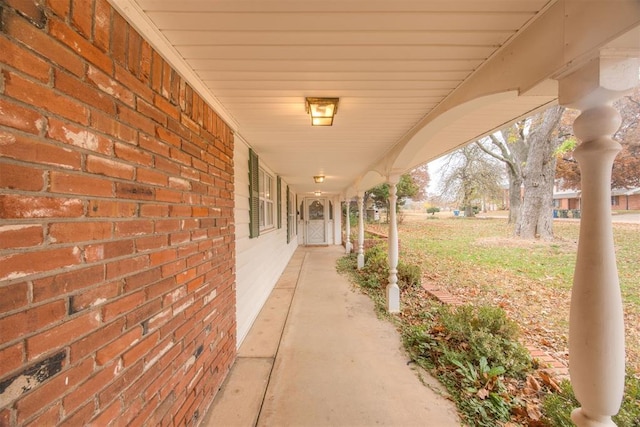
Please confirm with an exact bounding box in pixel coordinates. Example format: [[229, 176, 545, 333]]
[[314, 191, 322, 196], [305, 97, 339, 126], [313, 175, 325, 183]]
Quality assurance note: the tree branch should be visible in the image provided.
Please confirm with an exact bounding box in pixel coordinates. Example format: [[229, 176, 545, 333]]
[[477, 134, 520, 177], [475, 139, 506, 163]]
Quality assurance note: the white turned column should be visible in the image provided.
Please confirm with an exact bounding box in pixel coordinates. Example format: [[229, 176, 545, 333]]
[[570, 105, 624, 427], [345, 198, 352, 254], [559, 56, 639, 427], [387, 177, 400, 313], [357, 193, 365, 269]]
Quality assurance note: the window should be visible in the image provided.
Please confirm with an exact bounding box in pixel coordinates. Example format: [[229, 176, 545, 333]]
[[259, 168, 275, 230], [248, 148, 275, 237], [611, 195, 620, 206]]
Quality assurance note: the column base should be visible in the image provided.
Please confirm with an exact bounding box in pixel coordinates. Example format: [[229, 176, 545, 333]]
[[345, 242, 352, 254], [386, 284, 400, 313], [357, 254, 364, 269], [571, 408, 615, 427]]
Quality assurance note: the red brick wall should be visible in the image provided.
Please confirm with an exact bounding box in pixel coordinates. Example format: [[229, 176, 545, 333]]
[[629, 194, 640, 210], [621, 194, 640, 210], [0, 1, 236, 425]]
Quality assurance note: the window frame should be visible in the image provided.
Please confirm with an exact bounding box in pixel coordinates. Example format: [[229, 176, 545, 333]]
[[259, 167, 275, 231], [287, 186, 296, 243]]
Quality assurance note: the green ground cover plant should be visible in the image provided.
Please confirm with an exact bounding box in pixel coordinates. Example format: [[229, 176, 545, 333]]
[[401, 305, 535, 426]]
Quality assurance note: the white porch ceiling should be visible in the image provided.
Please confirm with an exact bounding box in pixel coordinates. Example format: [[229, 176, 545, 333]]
[[113, 0, 640, 196]]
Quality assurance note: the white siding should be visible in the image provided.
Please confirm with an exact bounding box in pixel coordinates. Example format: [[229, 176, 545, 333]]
[[234, 138, 298, 346], [332, 196, 342, 245]]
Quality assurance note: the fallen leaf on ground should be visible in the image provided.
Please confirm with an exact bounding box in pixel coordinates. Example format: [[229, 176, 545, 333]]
[[476, 388, 489, 400], [525, 375, 541, 394], [539, 370, 562, 393]]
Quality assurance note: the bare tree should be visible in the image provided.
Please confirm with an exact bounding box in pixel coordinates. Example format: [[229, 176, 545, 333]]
[[477, 106, 565, 239], [438, 144, 504, 217]]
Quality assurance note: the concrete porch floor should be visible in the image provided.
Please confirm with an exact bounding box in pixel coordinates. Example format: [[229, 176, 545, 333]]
[[201, 246, 461, 427]]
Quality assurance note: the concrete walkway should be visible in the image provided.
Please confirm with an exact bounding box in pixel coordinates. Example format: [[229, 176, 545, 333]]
[[202, 246, 461, 427]]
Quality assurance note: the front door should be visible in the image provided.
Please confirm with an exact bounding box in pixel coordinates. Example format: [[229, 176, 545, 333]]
[[306, 198, 327, 245]]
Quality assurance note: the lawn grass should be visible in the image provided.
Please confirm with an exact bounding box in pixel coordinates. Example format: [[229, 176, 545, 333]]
[[367, 216, 640, 373], [398, 218, 638, 304], [401, 220, 576, 286]]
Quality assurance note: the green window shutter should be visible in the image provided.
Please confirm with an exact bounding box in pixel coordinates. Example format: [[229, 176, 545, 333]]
[[296, 196, 299, 234], [248, 148, 260, 238], [286, 185, 290, 243], [277, 176, 282, 229]]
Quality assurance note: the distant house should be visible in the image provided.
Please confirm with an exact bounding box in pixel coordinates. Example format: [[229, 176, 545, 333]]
[[553, 187, 640, 211], [553, 189, 582, 210], [611, 188, 640, 210]]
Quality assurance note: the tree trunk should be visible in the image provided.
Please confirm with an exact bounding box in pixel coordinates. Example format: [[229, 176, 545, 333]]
[[463, 183, 475, 217], [516, 107, 564, 240], [516, 164, 556, 239], [508, 175, 523, 224]]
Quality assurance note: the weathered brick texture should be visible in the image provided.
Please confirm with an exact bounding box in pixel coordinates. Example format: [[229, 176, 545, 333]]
[[0, 1, 236, 425]]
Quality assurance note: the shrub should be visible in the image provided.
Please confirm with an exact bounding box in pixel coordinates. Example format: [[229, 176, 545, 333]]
[[397, 262, 421, 289], [439, 305, 532, 378], [359, 244, 388, 288], [449, 356, 513, 426], [358, 244, 422, 290], [335, 253, 357, 274], [403, 324, 437, 364], [402, 303, 533, 426]]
